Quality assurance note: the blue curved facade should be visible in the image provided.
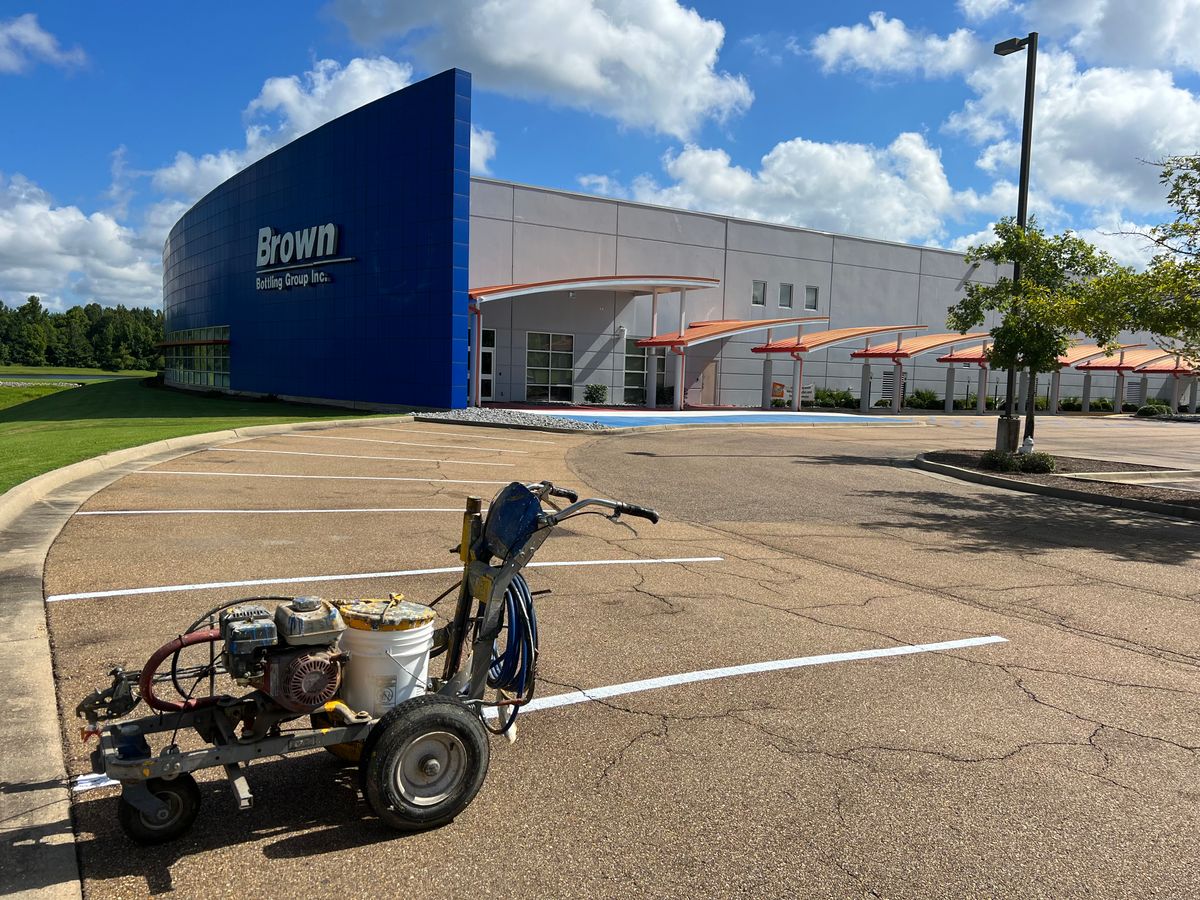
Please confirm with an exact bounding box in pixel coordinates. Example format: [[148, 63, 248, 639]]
[[162, 69, 471, 409]]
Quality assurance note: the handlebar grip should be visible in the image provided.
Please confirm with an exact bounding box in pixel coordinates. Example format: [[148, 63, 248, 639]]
[[617, 502, 660, 524], [549, 486, 579, 503]]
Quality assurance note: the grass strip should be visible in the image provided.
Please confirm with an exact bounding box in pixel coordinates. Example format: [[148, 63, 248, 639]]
[[0, 379, 390, 495]]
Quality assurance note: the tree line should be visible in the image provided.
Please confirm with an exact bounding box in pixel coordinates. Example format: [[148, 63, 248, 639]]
[[0, 296, 164, 371]]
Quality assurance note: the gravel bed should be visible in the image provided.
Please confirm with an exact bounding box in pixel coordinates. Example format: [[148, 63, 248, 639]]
[[926, 450, 1200, 511], [416, 407, 612, 431]]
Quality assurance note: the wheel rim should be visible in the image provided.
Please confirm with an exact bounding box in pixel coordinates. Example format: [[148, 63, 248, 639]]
[[393, 730, 467, 807], [139, 788, 184, 830]]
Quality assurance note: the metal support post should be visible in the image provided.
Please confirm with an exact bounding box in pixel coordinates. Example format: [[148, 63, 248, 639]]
[[860, 363, 871, 412], [1190, 376, 1199, 413], [760, 328, 774, 410], [1050, 369, 1061, 415], [944, 365, 956, 413], [1082, 372, 1092, 412], [1114, 372, 1125, 413], [1138, 374, 1149, 406], [891, 361, 903, 413], [1170, 375, 1182, 412], [977, 366, 988, 414], [791, 356, 803, 411]]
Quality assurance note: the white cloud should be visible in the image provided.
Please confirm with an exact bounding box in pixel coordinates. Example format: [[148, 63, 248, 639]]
[[957, 0, 1016, 21], [812, 12, 980, 78], [621, 132, 1013, 244], [0, 173, 159, 310], [1023, 0, 1200, 71], [331, 0, 752, 139], [152, 57, 415, 203], [577, 174, 629, 198], [0, 13, 85, 74], [1072, 213, 1162, 269], [947, 47, 1200, 212], [471, 125, 497, 176]]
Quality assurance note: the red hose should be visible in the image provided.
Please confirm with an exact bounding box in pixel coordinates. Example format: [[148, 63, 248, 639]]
[[139, 628, 222, 712]]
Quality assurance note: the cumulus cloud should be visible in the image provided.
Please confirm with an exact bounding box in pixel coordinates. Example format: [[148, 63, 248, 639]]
[[0, 173, 159, 310], [0, 13, 85, 74], [153, 57, 416, 203], [1023, 0, 1200, 71], [957, 0, 1017, 21], [812, 12, 980, 78], [947, 47, 1200, 211], [616, 132, 1013, 244], [331, 0, 752, 139], [471, 125, 497, 176]]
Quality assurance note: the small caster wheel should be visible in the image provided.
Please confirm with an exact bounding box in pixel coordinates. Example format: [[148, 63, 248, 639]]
[[117, 774, 201, 845], [361, 695, 489, 831]]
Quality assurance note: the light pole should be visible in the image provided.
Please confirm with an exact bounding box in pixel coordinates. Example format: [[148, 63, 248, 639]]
[[993, 31, 1037, 452]]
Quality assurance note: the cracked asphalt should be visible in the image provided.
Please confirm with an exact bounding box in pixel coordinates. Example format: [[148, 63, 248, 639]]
[[46, 415, 1200, 899]]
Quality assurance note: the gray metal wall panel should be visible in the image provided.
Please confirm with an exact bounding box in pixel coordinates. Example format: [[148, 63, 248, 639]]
[[617, 204, 726, 248], [514, 185, 618, 233]]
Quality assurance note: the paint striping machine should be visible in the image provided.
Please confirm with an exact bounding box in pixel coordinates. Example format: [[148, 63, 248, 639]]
[[76, 480, 659, 843]]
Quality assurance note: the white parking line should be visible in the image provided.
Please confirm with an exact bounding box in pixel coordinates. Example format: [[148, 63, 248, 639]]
[[133, 471, 510, 485], [207, 448, 515, 468], [45, 556, 725, 602], [279, 434, 526, 454], [75, 508, 471, 516], [368, 426, 556, 445], [70, 634, 1005, 796]]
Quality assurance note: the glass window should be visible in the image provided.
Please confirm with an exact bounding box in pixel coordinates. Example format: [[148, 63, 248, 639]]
[[162, 325, 230, 391], [751, 280, 766, 306], [622, 339, 666, 405], [526, 332, 573, 402], [805, 286, 819, 310], [779, 283, 793, 309]]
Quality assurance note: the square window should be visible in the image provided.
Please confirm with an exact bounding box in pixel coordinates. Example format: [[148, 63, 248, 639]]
[[551, 334, 573, 352], [752, 280, 766, 306], [805, 286, 819, 310], [527, 384, 550, 401], [779, 283, 793, 308], [527, 332, 551, 351]]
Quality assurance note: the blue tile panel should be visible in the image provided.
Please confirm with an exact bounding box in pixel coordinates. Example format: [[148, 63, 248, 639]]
[[162, 69, 471, 409]]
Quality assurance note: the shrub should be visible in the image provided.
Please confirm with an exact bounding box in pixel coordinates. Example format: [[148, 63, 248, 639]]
[[1121, 401, 1140, 412], [980, 449, 1018, 472], [771, 398, 787, 408], [1091, 396, 1114, 411], [1033, 395, 1049, 411], [583, 383, 608, 404], [813, 387, 857, 409], [1017, 451, 1056, 474], [1135, 403, 1172, 417], [1058, 396, 1082, 411], [908, 388, 940, 409], [874, 398, 892, 407]]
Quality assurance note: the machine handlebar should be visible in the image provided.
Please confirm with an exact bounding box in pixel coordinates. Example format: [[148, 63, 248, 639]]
[[613, 502, 660, 524], [547, 486, 578, 503]]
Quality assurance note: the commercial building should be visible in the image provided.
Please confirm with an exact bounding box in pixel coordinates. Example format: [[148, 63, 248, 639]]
[[163, 69, 1193, 413]]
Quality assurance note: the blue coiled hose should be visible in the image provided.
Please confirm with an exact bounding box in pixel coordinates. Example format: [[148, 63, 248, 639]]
[[487, 572, 538, 703]]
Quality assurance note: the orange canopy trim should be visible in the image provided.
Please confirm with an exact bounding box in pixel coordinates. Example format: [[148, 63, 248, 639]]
[[469, 274, 719, 303], [1130, 355, 1200, 374], [752, 324, 927, 355], [936, 344, 992, 364], [850, 332, 989, 360], [1057, 343, 1144, 367], [638, 316, 828, 349], [1075, 348, 1172, 372]]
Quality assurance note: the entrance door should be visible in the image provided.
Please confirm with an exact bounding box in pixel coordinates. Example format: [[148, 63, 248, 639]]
[[480, 329, 495, 401]]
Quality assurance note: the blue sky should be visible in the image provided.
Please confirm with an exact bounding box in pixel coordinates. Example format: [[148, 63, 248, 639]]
[[3, 0, 1199, 310]]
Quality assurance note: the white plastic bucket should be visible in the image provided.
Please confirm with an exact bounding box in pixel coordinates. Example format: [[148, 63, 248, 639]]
[[337, 599, 436, 717]]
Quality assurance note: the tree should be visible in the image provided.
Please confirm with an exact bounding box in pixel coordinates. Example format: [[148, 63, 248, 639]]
[[947, 218, 1124, 441], [1081, 155, 1200, 362]]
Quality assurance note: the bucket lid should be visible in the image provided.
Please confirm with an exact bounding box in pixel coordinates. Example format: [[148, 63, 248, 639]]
[[337, 596, 435, 632]]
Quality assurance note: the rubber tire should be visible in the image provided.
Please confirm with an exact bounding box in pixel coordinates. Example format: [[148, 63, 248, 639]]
[[361, 695, 489, 831], [116, 774, 201, 845]]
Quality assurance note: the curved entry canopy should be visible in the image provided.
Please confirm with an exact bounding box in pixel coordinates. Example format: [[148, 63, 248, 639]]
[[851, 332, 989, 415], [638, 316, 827, 350], [469, 274, 719, 304], [752, 324, 927, 357]]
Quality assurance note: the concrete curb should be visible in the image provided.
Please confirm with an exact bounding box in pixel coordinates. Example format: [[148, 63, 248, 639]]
[[913, 454, 1200, 523], [0, 413, 412, 898]]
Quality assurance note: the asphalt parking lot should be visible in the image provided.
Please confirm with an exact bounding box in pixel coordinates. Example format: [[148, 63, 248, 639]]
[[46, 416, 1200, 898]]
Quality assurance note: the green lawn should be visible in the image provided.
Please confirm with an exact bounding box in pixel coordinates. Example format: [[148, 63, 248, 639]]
[[0, 364, 156, 378], [0, 379, 393, 495], [0, 383, 79, 411]]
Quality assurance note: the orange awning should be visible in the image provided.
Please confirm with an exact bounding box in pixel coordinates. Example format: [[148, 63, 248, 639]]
[[752, 324, 926, 355], [1057, 343, 1143, 367], [1131, 355, 1199, 374], [1075, 348, 1172, 372], [470, 274, 719, 303], [638, 316, 827, 350], [850, 332, 989, 360], [936, 344, 992, 364]]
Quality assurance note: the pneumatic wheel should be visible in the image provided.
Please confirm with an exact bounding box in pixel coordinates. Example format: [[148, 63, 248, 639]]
[[361, 695, 490, 831], [116, 774, 201, 845]]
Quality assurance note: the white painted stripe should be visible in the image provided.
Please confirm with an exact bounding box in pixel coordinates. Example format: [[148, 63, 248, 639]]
[[45, 557, 724, 602], [70, 633, 1004, 795], [134, 471, 509, 486], [209, 448, 514, 468], [75, 507, 471, 516], [512, 635, 1008, 715], [280, 433, 526, 454], [369, 426, 556, 445]]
